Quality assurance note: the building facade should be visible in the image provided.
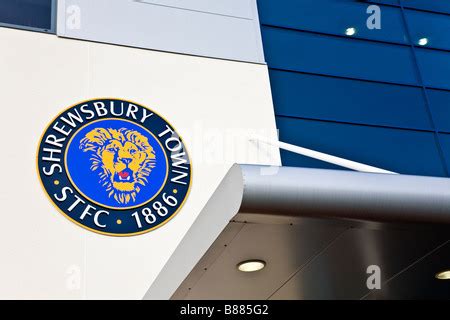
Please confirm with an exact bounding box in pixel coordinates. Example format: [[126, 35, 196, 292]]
[[1, 0, 449, 299]]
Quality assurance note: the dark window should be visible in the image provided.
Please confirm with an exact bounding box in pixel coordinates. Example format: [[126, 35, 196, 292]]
[[0, 0, 55, 33]]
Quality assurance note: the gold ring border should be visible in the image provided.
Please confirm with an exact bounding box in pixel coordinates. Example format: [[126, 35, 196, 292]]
[[64, 117, 169, 210], [36, 97, 193, 237]]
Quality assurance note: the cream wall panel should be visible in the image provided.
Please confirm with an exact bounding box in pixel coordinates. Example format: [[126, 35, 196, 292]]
[[0, 30, 89, 299], [0, 28, 279, 299]]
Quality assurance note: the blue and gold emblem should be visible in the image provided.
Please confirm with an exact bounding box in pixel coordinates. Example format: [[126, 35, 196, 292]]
[[37, 98, 192, 236]]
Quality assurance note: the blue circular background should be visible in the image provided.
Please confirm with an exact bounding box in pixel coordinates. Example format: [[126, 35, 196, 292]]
[[65, 119, 168, 209]]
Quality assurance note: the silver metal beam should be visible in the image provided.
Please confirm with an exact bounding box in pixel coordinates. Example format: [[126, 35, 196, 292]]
[[249, 134, 397, 174], [240, 165, 450, 224]]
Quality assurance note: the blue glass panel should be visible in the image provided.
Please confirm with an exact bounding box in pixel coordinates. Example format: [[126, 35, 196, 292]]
[[415, 48, 450, 90], [270, 70, 431, 130], [427, 89, 450, 133], [401, 0, 450, 15], [276, 116, 445, 176], [370, 0, 399, 5], [0, 0, 53, 32], [258, 0, 408, 44], [437, 134, 450, 172], [405, 9, 450, 51], [261, 26, 419, 85]]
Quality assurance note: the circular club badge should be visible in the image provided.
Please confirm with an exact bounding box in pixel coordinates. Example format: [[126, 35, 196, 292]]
[[37, 98, 192, 236]]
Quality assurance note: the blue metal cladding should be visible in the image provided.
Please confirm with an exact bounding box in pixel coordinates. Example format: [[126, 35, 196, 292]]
[[270, 70, 432, 130], [263, 26, 419, 85], [405, 9, 450, 51], [258, 0, 408, 44], [258, 0, 450, 177], [277, 116, 446, 177]]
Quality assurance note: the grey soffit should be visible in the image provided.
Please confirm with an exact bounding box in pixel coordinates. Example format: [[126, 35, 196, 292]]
[[143, 164, 450, 300], [56, 0, 265, 63]]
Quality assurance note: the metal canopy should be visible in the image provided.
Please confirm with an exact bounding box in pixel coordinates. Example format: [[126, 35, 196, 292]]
[[144, 164, 450, 300]]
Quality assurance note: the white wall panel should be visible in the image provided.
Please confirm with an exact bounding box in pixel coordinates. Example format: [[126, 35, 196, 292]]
[[57, 0, 265, 63], [139, 0, 254, 18]]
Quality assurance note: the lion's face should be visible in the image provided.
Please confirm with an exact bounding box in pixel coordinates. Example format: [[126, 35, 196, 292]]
[[80, 128, 156, 204], [102, 139, 150, 192]]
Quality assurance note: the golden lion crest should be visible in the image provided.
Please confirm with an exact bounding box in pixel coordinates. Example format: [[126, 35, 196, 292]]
[[79, 127, 156, 204]]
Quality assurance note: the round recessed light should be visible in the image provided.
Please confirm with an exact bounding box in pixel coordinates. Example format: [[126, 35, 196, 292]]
[[237, 260, 266, 272], [345, 27, 356, 36], [418, 38, 428, 46], [435, 270, 450, 280]]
